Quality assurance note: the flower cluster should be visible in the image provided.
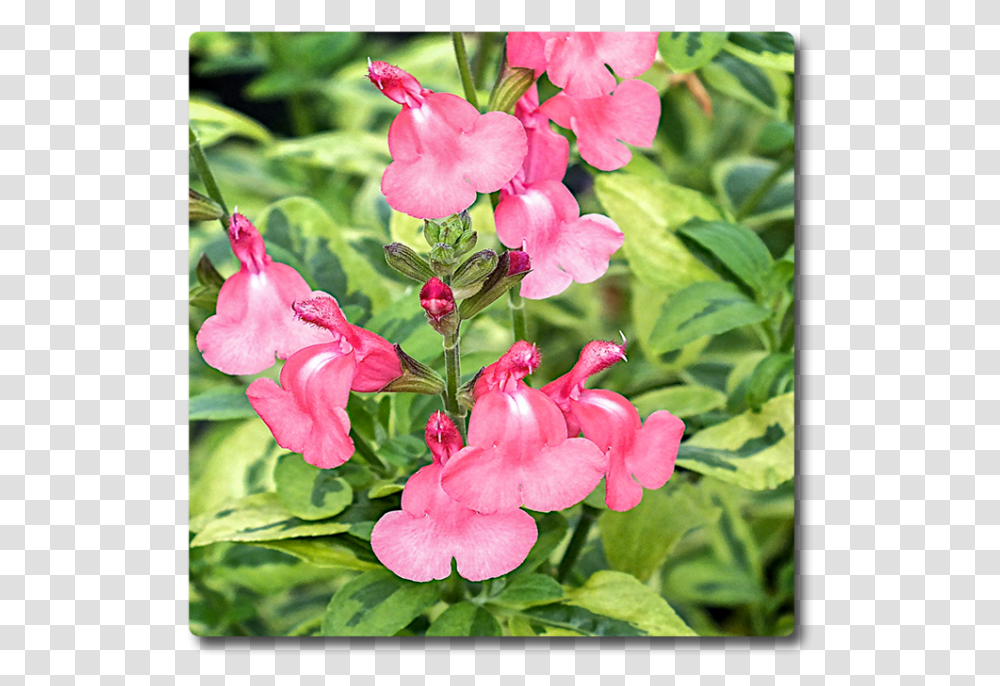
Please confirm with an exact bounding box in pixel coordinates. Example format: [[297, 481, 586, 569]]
[[194, 33, 687, 586]]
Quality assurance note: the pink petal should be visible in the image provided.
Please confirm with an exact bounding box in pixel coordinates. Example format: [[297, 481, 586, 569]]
[[246, 344, 356, 469], [506, 32, 550, 76], [495, 180, 623, 300], [382, 93, 527, 219], [540, 79, 661, 171], [196, 264, 333, 376], [349, 326, 403, 392], [371, 462, 538, 582], [545, 33, 619, 99], [604, 449, 644, 512], [441, 387, 606, 513], [511, 85, 569, 188], [570, 389, 642, 456], [626, 410, 684, 490], [593, 33, 659, 80]]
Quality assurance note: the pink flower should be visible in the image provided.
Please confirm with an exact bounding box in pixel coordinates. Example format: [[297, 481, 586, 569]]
[[195, 213, 333, 375], [440, 342, 607, 514], [246, 296, 402, 469], [494, 89, 623, 300], [507, 32, 659, 99], [368, 60, 527, 219], [419, 277, 455, 322], [371, 412, 538, 582], [542, 340, 685, 511], [539, 79, 661, 171]]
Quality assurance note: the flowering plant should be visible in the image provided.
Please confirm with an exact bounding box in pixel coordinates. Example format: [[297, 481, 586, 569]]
[[189, 31, 796, 637]]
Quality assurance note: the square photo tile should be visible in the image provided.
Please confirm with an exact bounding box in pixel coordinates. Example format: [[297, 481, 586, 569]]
[[187, 31, 795, 637]]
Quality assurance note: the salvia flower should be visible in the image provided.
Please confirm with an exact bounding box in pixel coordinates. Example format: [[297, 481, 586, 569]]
[[196, 213, 333, 375], [440, 341, 607, 514], [371, 412, 538, 582], [368, 60, 527, 219], [494, 88, 623, 300], [542, 339, 685, 511], [419, 277, 455, 322], [507, 32, 659, 99], [539, 79, 661, 171], [246, 296, 402, 469]]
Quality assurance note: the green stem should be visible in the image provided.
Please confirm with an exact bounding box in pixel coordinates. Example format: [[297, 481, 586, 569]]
[[735, 150, 793, 222], [442, 332, 465, 436], [509, 285, 527, 343], [452, 32, 480, 110], [188, 126, 230, 231], [557, 504, 599, 583]]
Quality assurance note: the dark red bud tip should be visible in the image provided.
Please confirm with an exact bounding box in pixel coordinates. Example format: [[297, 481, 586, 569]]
[[420, 277, 455, 322], [293, 296, 350, 333], [507, 250, 531, 276], [366, 59, 425, 107], [425, 410, 464, 464]]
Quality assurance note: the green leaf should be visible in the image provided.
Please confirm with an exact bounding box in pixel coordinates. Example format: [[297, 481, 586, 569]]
[[564, 571, 697, 636], [701, 52, 790, 119], [599, 482, 723, 582], [253, 198, 393, 316], [273, 453, 353, 521], [756, 121, 794, 153], [426, 602, 502, 637], [267, 131, 391, 177], [189, 99, 273, 148], [649, 281, 770, 353], [675, 392, 795, 490], [520, 604, 642, 637], [490, 574, 564, 610], [658, 32, 729, 73], [211, 546, 334, 595], [320, 569, 440, 637], [724, 32, 795, 73], [189, 419, 281, 519], [511, 512, 569, 576], [630, 384, 728, 419], [190, 492, 353, 547], [595, 174, 722, 294], [189, 387, 258, 422], [742, 353, 794, 411], [251, 537, 381, 571], [676, 218, 774, 295], [663, 553, 766, 606], [713, 157, 794, 228], [631, 281, 712, 370]]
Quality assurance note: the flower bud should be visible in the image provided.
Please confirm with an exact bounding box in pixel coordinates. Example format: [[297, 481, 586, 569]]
[[420, 278, 459, 335], [190, 252, 225, 312], [424, 211, 477, 273], [450, 249, 499, 299], [196, 252, 225, 290], [487, 66, 536, 114], [457, 250, 532, 320], [384, 242, 437, 283], [189, 188, 224, 223], [378, 344, 446, 395]]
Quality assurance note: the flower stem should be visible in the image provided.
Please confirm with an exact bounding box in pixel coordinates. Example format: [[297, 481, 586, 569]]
[[452, 32, 480, 110], [472, 32, 499, 89], [557, 504, 599, 583], [188, 126, 230, 231], [735, 150, 793, 222], [442, 332, 465, 437], [508, 285, 527, 343]]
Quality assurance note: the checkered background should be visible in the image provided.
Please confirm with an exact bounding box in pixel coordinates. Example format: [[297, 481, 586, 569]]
[[1, 0, 996, 681]]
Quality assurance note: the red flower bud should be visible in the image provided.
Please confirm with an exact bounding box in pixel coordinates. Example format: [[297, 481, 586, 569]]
[[420, 277, 455, 322], [506, 249, 532, 276]]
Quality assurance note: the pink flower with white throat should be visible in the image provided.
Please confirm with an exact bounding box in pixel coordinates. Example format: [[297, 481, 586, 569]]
[[494, 87, 624, 300], [539, 79, 661, 171], [542, 338, 685, 511], [368, 59, 527, 219], [440, 341, 607, 514], [507, 32, 659, 99], [371, 412, 538, 582], [245, 296, 402, 469], [195, 212, 333, 375]]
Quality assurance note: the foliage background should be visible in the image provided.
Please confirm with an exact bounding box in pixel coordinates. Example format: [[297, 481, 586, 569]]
[[188, 31, 795, 637]]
